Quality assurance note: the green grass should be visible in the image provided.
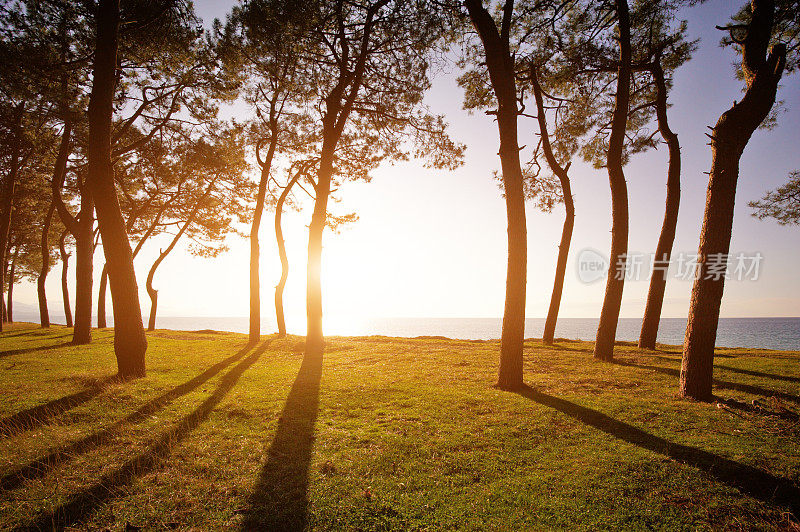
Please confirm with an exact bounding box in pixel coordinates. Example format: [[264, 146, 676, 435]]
[[1, 322, 799, 531]]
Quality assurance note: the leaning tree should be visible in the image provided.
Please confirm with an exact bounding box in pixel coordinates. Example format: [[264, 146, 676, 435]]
[[681, 0, 798, 401], [139, 127, 251, 331]]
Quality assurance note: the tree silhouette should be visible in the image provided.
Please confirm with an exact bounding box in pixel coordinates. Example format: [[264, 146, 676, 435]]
[[681, 0, 796, 401], [459, 0, 530, 388], [282, 0, 462, 357]]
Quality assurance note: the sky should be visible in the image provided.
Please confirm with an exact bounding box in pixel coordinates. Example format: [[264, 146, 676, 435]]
[[13, 0, 800, 334]]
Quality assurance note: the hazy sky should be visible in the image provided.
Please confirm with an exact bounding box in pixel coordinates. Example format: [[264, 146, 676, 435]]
[[14, 0, 800, 333]]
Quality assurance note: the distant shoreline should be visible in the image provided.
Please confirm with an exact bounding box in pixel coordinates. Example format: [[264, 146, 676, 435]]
[[8, 316, 800, 351]]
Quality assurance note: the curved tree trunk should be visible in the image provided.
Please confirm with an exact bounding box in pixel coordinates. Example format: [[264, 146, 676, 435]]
[[249, 176, 267, 343], [531, 67, 574, 346], [86, 0, 147, 377], [6, 248, 17, 323], [97, 264, 108, 328], [38, 201, 56, 328], [464, 0, 527, 389], [639, 57, 681, 350], [0, 104, 23, 333], [147, 181, 214, 331], [59, 230, 73, 328], [146, 277, 158, 331], [543, 192, 574, 345], [275, 172, 301, 338], [37, 121, 72, 329], [681, 2, 785, 401], [249, 139, 278, 344], [594, 0, 632, 362]]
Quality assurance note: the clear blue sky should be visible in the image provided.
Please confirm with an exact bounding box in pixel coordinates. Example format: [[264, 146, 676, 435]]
[[14, 0, 800, 331]]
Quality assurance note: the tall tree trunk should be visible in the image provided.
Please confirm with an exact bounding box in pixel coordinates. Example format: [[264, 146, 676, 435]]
[[86, 0, 147, 377], [594, 0, 632, 362], [249, 174, 267, 343], [464, 0, 527, 389], [37, 121, 71, 329], [306, 144, 333, 357], [0, 104, 23, 333], [275, 172, 301, 338], [72, 214, 94, 343], [97, 264, 108, 328], [249, 138, 278, 344], [543, 199, 574, 344], [531, 67, 574, 346], [59, 230, 73, 328], [305, 0, 384, 358], [639, 57, 681, 350], [6, 248, 17, 323], [681, 1, 785, 401], [38, 201, 57, 328]]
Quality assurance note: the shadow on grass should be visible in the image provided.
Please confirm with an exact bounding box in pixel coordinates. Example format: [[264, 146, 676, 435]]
[[17, 332, 75, 343], [0, 374, 119, 437], [0, 328, 53, 339], [714, 365, 800, 385], [25, 340, 269, 531], [241, 352, 323, 531], [513, 385, 800, 516], [0, 340, 74, 359], [617, 361, 800, 405], [1, 343, 254, 491]]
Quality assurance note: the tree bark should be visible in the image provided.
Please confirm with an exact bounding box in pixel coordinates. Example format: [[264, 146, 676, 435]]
[[6, 247, 17, 323], [0, 104, 23, 333], [59, 230, 73, 328], [594, 0, 632, 362], [51, 115, 91, 345], [639, 56, 681, 350], [464, 0, 527, 388], [38, 201, 57, 328], [531, 67, 574, 346], [681, 0, 785, 401], [306, 143, 332, 356], [38, 125, 72, 329], [72, 213, 94, 343], [275, 172, 301, 338], [250, 136, 278, 344], [97, 264, 108, 328], [86, 0, 147, 377]]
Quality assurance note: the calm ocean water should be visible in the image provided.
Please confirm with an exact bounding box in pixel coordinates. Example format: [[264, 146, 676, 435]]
[[13, 313, 799, 351]]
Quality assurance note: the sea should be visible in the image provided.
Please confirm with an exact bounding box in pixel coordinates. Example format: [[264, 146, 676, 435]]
[[9, 313, 800, 351]]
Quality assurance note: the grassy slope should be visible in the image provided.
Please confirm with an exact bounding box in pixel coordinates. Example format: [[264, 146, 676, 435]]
[[0, 322, 798, 531]]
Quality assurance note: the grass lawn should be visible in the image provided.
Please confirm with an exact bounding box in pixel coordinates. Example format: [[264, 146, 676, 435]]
[[1, 322, 799, 530]]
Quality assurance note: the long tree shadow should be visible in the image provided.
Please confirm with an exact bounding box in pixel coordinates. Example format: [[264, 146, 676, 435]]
[[0, 341, 74, 359], [1, 344, 254, 491], [513, 385, 800, 516], [616, 361, 800, 405], [714, 365, 800, 385], [241, 351, 323, 531], [0, 374, 120, 438], [24, 340, 270, 531], [0, 328, 53, 339]]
